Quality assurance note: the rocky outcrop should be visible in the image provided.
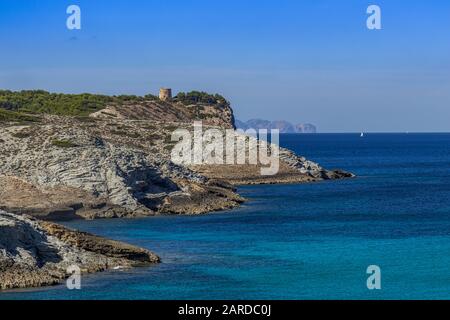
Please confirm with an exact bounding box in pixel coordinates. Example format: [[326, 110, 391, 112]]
[[0, 115, 351, 219], [278, 148, 353, 179], [0, 210, 159, 290], [0, 117, 245, 219], [91, 98, 235, 129], [191, 133, 353, 185]]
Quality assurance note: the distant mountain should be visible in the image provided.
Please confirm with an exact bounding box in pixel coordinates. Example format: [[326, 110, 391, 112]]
[[295, 123, 317, 134], [235, 119, 317, 133]]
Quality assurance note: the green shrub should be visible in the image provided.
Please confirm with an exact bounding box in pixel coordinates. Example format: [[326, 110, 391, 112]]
[[174, 91, 229, 108], [0, 90, 162, 117], [12, 131, 32, 139], [74, 116, 97, 123], [0, 90, 113, 116], [110, 130, 140, 138], [52, 139, 78, 148], [0, 108, 39, 123], [0, 90, 229, 117]]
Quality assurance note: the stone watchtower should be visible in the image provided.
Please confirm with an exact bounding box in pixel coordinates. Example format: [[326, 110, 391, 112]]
[[159, 88, 172, 101]]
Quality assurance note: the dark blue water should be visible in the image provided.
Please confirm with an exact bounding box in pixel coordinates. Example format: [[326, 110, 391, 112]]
[[2, 133, 450, 300]]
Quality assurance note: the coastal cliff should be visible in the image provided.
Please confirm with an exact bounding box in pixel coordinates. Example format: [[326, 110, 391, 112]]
[[0, 114, 351, 219], [0, 90, 353, 290], [0, 210, 159, 290]]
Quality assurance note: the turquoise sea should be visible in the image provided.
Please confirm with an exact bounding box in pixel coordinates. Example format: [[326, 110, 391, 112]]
[[2, 133, 450, 300]]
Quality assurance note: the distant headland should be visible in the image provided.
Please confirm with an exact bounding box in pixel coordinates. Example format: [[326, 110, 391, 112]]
[[235, 119, 317, 134]]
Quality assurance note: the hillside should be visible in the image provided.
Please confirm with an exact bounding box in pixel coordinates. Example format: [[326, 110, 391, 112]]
[[0, 89, 352, 220], [0, 90, 235, 128]]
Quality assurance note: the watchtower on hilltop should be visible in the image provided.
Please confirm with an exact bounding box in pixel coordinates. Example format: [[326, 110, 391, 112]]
[[159, 88, 172, 101]]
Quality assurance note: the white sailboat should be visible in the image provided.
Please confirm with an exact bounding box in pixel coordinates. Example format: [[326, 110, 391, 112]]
[[360, 132, 364, 138]]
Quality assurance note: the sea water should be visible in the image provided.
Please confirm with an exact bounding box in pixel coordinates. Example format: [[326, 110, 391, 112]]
[[2, 133, 450, 300]]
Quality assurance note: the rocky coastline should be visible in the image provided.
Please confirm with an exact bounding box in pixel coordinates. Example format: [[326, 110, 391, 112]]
[[0, 210, 159, 291], [0, 91, 354, 291]]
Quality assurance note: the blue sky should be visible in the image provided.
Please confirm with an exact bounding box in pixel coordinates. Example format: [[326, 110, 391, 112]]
[[0, 0, 449, 132]]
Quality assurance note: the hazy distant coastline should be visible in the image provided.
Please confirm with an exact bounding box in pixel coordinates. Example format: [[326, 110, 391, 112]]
[[235, 119, 317, 134]]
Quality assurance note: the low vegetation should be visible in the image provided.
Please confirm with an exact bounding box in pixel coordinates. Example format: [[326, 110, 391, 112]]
[[0, 90, 228, 118], [12, 131, 33, 139], [0, 108, 39, 124], [51, 139, 78, 148], [174, 91, 229, 108], [0, 90, 159, 117]]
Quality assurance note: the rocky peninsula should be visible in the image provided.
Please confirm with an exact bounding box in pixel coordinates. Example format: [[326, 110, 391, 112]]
[[0, 210, 159, 290], [0, 90, 353, 290]]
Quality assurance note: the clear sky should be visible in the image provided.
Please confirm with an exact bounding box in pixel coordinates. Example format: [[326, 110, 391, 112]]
[[0, 0, 449, 132]]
